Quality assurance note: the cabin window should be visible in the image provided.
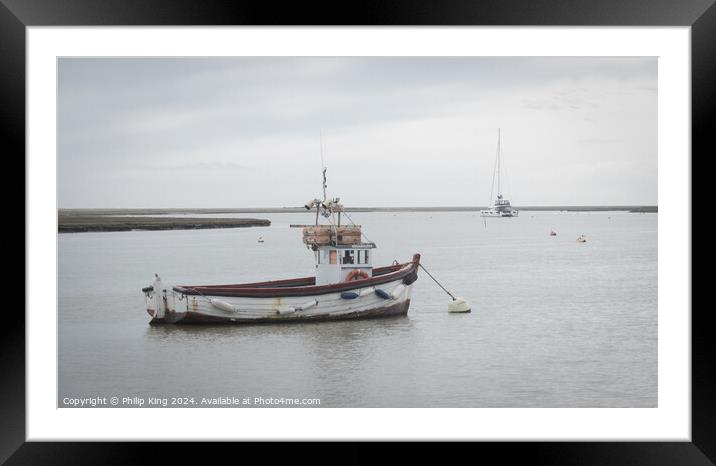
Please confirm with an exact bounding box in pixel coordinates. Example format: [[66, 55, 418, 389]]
[[329, 250, 337, 264], [357, 250, 370, 264], [342, 250, 355, 264]]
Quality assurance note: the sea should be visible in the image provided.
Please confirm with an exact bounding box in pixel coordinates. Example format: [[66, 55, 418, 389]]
[[58, 211, 657, 407]]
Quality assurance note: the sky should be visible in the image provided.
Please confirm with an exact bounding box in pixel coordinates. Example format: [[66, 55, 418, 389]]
[[58, 57, 657, 208]]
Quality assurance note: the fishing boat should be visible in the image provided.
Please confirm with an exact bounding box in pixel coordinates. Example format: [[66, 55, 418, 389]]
[[141, 169, 420, 324], [480, 129, 519, 218]]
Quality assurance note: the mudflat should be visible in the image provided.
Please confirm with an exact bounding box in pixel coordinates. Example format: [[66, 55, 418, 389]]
[[58, 214, 270, 233]]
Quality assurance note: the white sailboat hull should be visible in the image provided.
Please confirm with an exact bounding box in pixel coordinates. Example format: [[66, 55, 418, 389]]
[[480, 209, 519, 217]]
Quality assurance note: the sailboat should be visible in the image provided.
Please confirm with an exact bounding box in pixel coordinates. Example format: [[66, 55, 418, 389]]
[[480, 129, 519, 218]]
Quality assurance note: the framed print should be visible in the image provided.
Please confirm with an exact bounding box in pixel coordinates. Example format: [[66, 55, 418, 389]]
[[7, 0, 712, 462]]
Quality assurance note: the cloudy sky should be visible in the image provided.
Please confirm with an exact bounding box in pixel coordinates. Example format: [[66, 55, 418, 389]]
[[58, 57, 657, 208]]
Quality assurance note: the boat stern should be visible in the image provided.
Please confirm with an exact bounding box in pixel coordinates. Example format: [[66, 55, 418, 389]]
[[142, 274, 181, 323]]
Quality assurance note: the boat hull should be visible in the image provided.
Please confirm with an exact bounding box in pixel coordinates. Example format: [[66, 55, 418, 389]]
[[480, 210, 519, 217], [144, 255, 420, 324], [149, 298, 411, 324]]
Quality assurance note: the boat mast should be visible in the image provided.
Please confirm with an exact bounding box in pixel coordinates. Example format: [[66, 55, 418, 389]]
[[497, 128, 501, 198], [320, 132, 327, 203], [316, 132, 326, 226]]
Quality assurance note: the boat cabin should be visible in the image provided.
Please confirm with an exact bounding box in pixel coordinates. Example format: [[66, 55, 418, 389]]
[[301, 224, 376, 285], [493, 194, 513, 211], [494, 195, 510, 205], [314, 243, 375, 285]]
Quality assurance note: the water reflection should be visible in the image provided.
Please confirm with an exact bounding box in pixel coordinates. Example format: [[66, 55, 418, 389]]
[[144, 315, 416, 345]]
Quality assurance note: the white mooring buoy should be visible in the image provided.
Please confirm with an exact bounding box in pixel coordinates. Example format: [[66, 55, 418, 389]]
[[418, 263, 472, 314], [448, 297, 471, 313]]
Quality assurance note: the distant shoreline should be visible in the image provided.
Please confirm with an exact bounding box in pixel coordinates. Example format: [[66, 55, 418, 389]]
[[58, 206, 656, 233], [59, 205, 657, 216], [58, 215, 271, 233]]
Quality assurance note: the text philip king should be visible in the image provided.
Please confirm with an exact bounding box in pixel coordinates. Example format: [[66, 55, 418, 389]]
[[122, 397, 168, 407]]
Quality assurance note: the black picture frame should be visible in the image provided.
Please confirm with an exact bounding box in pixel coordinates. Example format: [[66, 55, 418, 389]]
[[5, 0, 710, 463]]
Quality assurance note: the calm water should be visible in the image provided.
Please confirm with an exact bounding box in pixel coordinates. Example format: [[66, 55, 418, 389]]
[[58, 211, 657, 407]]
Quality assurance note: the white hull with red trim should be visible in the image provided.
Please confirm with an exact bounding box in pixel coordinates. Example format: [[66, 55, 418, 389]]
[[143, 255, 420, 324]]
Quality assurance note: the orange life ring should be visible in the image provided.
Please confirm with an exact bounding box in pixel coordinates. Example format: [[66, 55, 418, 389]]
[[345, 269, 369, 282]]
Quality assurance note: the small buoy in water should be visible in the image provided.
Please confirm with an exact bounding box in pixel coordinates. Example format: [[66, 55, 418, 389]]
[[448, 297, 471, 313], [417, 262, 469, 313]]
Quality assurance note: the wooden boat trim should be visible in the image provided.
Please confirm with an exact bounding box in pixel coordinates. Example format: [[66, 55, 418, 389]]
[[181, 262, 404, 290], [174, 254, 420, 298]]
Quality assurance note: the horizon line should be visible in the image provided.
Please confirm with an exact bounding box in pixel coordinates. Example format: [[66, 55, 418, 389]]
[[59, 204, 658, 211]]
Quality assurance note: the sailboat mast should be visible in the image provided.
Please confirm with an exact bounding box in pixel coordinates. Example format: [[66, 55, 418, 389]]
[[497, 128, 501, 197]]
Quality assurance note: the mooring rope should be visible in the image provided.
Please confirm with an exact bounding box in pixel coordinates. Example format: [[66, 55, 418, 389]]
[[418, 263, 456, 301], [342, 211, 374, 245]]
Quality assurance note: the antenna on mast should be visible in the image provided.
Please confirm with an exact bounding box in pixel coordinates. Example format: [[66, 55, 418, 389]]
[[317, 131, 332, 220], [320, 131, 327, 202]]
